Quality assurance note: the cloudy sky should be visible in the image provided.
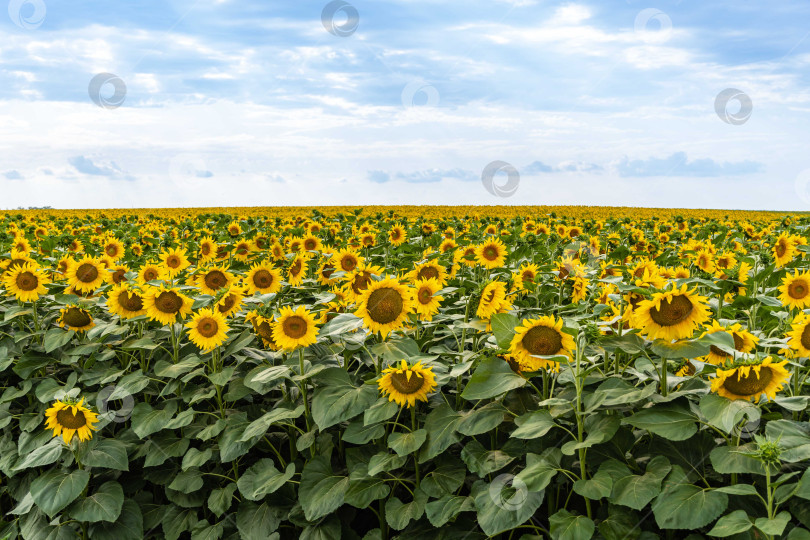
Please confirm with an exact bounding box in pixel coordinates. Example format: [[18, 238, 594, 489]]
[[2, 0, 810, 210]]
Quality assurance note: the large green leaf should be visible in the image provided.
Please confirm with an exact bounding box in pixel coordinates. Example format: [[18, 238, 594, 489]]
[[511, 409, 556, 439], [77, 438, 129, 471], [385, 489, 428, 531], [299, 456, 349, 521], [651, 484, 728, 530], [418, 403, 462, 463], [461, 357, 526, 400], [68, 481, 124, 523], [425, 494, 475, 527], [623, 402, 698, 441], [30, 469, 90, 517], [237, 460, 295, 501], [311, 368, 378, 430], [236, 501, 283, 540], [473, 477, 544, 536], [706, 510, 753, 537], [609, 456, 671, 510], [456, 402, 508, 436], [87, 499, 143, 540], [490, 313, 519, 348], [549, 509, 596, 540]]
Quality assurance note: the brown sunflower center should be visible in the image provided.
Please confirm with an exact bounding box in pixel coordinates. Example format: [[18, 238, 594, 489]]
[[256, 320, 275, 342], [253, 269, 274, 288], [341, 256, 357, 272], [483, 288, 496, 304], [110, 269, 126, 284], [521, 271, 534, 283], [290, 260, 302, 275], [255, 237, 268, 249], [390, 370, 425, 394], [56, 408, 87, 429], [201, 244, 211, 255], [204, 270, 228, 291], [143, 268, 158, 281], [218, 294, 236, 314], [119, 291, 144, 312], [801, 324, 810, 350], [482, 246, 499, 261], [775, 242, 787, 257], [418, 287, 433, 304], [417, 266, 439, 280], [282, 315, 308, 339], [236, 243, 249, 255], [367, 288, 405, 324], [649, 295, 693, 327], [155, 291, 183, 314], [722, 367, 773, 396], [321, 264, 335, 279], [197, 317, 219, 338], [351, 271, 372, 295], [522, 326, 563, 356], [105, 245, 118, 256], [16, 271, 38, 291], [788, 279, 808, 300], [63, 307, 92, 327], [304, 239, 317, 250], [166, 255, 181, 268], [391, 230, 401, 240], [76, 263, 99, 283], [710, 333, 745, 358]]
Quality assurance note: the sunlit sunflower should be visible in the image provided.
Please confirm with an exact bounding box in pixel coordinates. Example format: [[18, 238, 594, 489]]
[[44, 398, 99, 443], [185, 308, 230, 352], [198, 236, 217, 262], [477, 281, 508, 320], [344, 263, 385, 301], [334, 249, 363, 274], [216, 285, 246, 317], [779, 269, 810, 310], [700, 320, 759, 364], [412, 277, 443, 321], [67, 238, 84, 253], [66, 256, 105, 293], [104, 263, 130, 286], [475, 238, 507, 269], [571, 275, 589, 303], [227, 221, 241, 237], [389, 225, 407, 246], [137, 262, 165, 286], [246, 311, 280, 350], [232, 240, 253, 262], [632, 284, 711, 341], [694, 250, 716, 274], [355, 277, 414, 339], [4, 262, 49, 302], [787, 313, 810, 357], [159, 246, 191, 277], [270, 242, 285, 261], [273, 305, 319, 350], [196, 265, 235, 296], [143, 286, 193, 325], [517, 263, 539, 289], [772, 233, 796, 267], [102, 238, 125, 261], [106, 284, 146, 319], [378, 360, 437, 408], [509, 316, 575, 370], [246, 263, 282, 294], [58, 305, 95, 331], [711, 356, 790, 402], [287, 254, 309, 286], [302, 234, 322, 252]]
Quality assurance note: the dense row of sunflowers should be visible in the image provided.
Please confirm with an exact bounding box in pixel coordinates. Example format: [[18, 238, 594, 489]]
[[0, 208, 809, 539]]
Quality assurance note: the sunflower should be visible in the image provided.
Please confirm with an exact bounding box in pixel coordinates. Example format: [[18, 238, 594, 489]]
[[137, 262, 165, 286], [67, 238, 84, 253], [517, 263, 539, 288], [287, 254, 309, 286], [409, 260, 448, 286], [772, 233, 796, 267], [233, 240, 253, 262], [104, 263, 130, 285], [302, 234, 322, 252], [412, 278, 443, 321], [106, 284, 146, 319], [787, 313, 810, 357], [246, 263, 282, 294], [185, 308, 230, 352], [44, 398, 99, 443], [477, 281, 508, 320], [159, 246, 191, 277], [509, 316, 576, 370], [711, 357, 790, 402], [247, 311, 280, 350], [227, 221, 242, 237], [198, 236, 217, 261], [4, 262, 49, 302], [571, 275, 589, 303], [779, 269, 810, 310], [273, 305, 319, 350], [632, 284, 711, 341], [66, 256, 105, 293], [475, 238, 507, 269], [216, 285, 246, 317], [700, 320, 758, 364], [143, 286, 193, 325], [344, 263, 385, 301], [355, 277, 414, 339], [58, 305, 95, 331], [694, 250, 716, 274], [389, 225, 407, 246], [197, 265, 235, 296], [334, 249, 363, 274], [377, 360, 437, 408], [103, 238, 125, 260]]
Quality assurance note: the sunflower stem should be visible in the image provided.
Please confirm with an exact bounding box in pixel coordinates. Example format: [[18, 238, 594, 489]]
[[660, 357, 668, 397], [411, 406, 420, 489], [298, 348, 313, 435]]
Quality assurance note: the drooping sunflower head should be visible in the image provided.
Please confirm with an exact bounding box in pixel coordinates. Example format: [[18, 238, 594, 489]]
[[701, 320, 759, 365], [711, 356, 790, 403], [106, 284, 146, 319], [216, 285, 246, 317], [378, 360, 438, 407], [476, 280, 508, 320], [272, 305, 319, 351], [247, 311, 280, 350], [779, 270, 810, 310], [509, 316, 575, 370], [44, 397, 99, 444], [4, 262, 50, 302], [355, 277, 414, 339], [58, 305, 95, 332], [632, 284, 711, 341], [185, 308, 230, 352], [787, 313, 810, 357]]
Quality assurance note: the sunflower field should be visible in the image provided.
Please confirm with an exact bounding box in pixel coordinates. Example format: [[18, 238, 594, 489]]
[[2, 206, 810, 540]]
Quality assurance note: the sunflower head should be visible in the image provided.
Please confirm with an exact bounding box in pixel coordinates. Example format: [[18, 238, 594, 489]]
[[272, 305, 319, 351], [355, 277, 414, 339], [711, 356, 790, 403], [509, 316, 575, 370], [186, 308, 230, 353], [378, 360, 438, 407], [44, 397, 99, 444], [58, 305, 94, 331]]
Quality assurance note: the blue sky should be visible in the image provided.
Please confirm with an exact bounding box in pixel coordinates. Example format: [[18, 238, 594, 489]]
[[2, 0, 810, 209]]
